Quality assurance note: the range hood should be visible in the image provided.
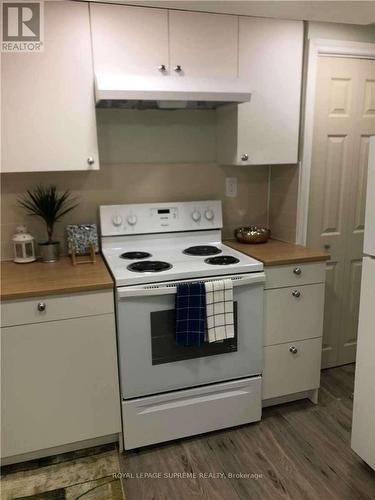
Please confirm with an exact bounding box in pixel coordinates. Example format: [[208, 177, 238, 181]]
[[95, 74, 251, 110]]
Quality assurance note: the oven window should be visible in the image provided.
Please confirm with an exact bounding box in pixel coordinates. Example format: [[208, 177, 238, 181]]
[[151, 303, 238, 365]]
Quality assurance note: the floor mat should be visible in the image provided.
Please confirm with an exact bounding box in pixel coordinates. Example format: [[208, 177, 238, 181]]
[[1, 447, 123, 500]]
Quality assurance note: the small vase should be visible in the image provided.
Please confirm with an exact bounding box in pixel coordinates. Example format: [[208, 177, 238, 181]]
[[39, 241, 60, 262]]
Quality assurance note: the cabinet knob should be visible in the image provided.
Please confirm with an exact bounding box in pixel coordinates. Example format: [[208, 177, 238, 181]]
[[87, 157, 95, 166], [292, 290, 301, 298], [289, 346, 298, 354], [241, 153, 249, 162], [293, 267, 302, 275], [324, 244, 331, 250], [158, 64, 166, 72], [37, 302, 46, 312], [174, 65, 182, 73]]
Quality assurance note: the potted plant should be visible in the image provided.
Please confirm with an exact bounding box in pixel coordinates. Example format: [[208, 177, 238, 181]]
[[18, 185, 78, 262]]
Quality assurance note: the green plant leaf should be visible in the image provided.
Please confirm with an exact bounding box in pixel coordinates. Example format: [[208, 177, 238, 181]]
[[18, 185, 79, 242]]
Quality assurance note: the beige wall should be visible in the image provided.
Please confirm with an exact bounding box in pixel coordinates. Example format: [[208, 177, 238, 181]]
[[269, 165, 299, 243], [1, 163, 269, 260], [307, 21, 375, 43], [1, 107, 269, 260], [97, 109, 217, 164]]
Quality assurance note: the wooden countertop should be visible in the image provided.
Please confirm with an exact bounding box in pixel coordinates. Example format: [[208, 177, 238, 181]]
[[1, 255, 114, 300], [224, 239, 330, 266]]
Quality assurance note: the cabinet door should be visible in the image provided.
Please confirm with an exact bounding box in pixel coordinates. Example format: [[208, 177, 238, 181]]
[[169, 10, 238, 78], [90, 3, 169, 76], [1, 1, 99, 172], [1, 315, 121, 458], [237, 17, 303, 165]]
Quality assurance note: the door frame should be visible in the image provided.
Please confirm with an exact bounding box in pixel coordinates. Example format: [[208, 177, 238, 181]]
[[296, 38, 375, 245]]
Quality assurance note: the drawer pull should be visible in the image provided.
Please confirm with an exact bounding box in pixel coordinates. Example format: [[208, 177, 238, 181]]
[[289, 346, 298, 354], [292, 290, 301, 298], [293, 267, 302, 275], [37, 302, 46, 312]]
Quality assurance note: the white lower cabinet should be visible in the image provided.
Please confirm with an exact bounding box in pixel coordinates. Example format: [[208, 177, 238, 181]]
[[263, 338, 323, 400], [262, 263, 326, 405], [1, 291, 121, 461], [264, 283, 325, 346]]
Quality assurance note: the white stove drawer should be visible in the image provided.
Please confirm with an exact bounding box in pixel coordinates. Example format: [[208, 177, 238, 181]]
[[122, 376, 261, 449]]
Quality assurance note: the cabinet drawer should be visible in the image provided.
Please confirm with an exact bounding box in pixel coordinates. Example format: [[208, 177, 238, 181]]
[[265, 262, 326, 289], [1, 290, 114, 327], [264, 283, 325, 346], [262, 338, 322, 400]]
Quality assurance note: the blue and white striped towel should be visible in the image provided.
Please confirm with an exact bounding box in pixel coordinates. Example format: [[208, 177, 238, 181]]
[[205, 279, 234, 343], [175, 282, 206, 346]]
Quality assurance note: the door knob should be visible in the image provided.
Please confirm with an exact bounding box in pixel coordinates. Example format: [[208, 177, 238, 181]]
[[174, 65, 182, 73], [289, 346, 298, 354], [292, 290, 301, 298]]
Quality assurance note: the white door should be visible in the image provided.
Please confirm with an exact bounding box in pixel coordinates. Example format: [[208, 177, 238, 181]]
[[307, 57, 375, 368], [364, 137, 375, 256], [1, 1, 99, 172], [90, 3, 169, 76], [169, 10, 238, 78]]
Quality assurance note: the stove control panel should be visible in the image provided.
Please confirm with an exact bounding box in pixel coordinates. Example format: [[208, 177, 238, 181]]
[[100, 200, 223, 236]]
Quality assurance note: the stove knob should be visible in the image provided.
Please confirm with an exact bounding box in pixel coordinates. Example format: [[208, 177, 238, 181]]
[[191, 210, 201, 222], [112, 215, 123, 227], [205, 209, 214, 221], [127, 214, 138, 226]]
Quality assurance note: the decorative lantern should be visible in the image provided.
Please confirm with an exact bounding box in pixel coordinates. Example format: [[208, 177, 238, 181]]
[[12, 225, 36, 263]]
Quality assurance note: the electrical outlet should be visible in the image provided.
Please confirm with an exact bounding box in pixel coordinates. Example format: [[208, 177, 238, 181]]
[[226, 177, 237, 198]]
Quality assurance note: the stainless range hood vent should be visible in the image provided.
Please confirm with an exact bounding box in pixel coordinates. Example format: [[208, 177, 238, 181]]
[[95, 74, 251, 110]]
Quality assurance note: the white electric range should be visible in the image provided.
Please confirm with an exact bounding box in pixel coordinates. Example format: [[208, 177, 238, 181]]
[[100, 200, 265, 450]]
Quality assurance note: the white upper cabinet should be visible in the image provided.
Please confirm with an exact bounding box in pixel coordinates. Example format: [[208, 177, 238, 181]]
[[168, 11, 238, 78], [1, 1, 99, 173], [217, 17, 303, 166], [90, 4, 169, 76]]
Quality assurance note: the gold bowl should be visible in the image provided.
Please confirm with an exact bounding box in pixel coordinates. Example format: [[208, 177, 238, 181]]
[[234, 226, 271, 244]]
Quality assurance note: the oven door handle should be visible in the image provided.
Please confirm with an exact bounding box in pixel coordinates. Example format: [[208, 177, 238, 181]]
[[117, 272, 265, 298]]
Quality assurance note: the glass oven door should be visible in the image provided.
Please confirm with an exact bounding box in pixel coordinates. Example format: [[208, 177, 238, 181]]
[[116, 272, 265, 399]]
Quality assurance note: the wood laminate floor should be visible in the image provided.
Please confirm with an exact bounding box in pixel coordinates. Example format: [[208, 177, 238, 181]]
[[120, 364, 375, 500]]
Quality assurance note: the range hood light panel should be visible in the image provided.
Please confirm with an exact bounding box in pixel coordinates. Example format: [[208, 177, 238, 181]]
[[95, 74, 251, 110]]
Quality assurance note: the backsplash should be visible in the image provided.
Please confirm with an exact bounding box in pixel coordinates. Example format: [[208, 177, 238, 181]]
[[269, 165, 299, 243], [1, 163, 269, 260]]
